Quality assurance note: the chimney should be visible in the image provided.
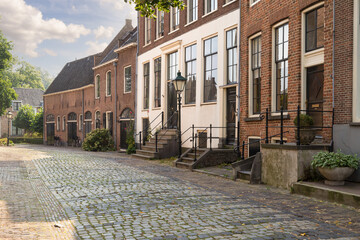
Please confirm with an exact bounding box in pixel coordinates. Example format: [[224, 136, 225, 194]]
[[125, 19, 132, 26]]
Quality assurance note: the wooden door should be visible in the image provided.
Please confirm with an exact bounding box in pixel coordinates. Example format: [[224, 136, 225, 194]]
[[120, 121, 129, 149], [167, 82, 178, 129], [67, 122, 77, 145], [307, 65, 324, 127], [226, 87, 236, 145], [46, 123, 55, 145]]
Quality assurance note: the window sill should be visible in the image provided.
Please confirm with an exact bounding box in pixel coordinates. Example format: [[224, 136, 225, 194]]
[[124, 91, 131, 94], [244, 116, 262, 122], [219, 83, 238, 88], [222, 0, 236, 7], [250, 0, 261, 7], [200, 101, 217, 106], [152, 107, 162, 111], [142, 109, 150, 112], [143, 42, 152, 48], [350, 122, 360, 126], [105, 95, 112, 97], [168, 28, 179, 35], [183, 104, 196, 108], [202, 9, 218, 19], [304, 47, 324, 57], [269, 114, 290, 120], [154, 36, 164, 42], [184, 20, 198, 27]]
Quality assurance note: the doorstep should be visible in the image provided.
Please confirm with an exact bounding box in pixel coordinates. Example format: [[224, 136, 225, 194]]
[[192, 165, 233, 180], [292, 181, 360, 209]]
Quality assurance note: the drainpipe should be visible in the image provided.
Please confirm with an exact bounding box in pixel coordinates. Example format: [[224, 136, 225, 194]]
[[114, 61, 118, 149], [82, 89, 84, 142], [237, 0, 242, 151], [332, 0, 335, 109], [135, 14, 139, 142], [43, 95, 45, 144]]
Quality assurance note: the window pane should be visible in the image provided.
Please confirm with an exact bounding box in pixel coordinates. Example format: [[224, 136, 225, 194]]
[[306, 31, 316, 51], [204, 39, 211, 55], [284, 24, 289, 42], [212, 55, 217, 69], [276, 27, 283, 44], [211, 37, 218, 53], [306, 10, 316, 32], [317, 28, 324, 48], [205, 56, 212, 71], [284, 41, 288, 59], [317, 7, 325, 28]]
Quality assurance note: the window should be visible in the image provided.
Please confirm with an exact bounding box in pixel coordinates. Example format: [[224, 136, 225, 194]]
[[188, 0, 198, 23], [250, 0, 260, 6], [106, 71, 111, 96], [124, 66, 132, 93], [305, 7, 324, 52], [62, 116, 65, 131], [95, 111, 100, 129], [57, 116, 60, 131], [204, 36, 218, 102], [154, 57, 161, 108], [204, 0, 217, 14], [145, 17, 151, 44], [275, 23, 289, 111], [143, 63, 150, 109], [168, 52, 178, 81], [79, 114, 83, 131], [251, 36, 261, 114], [95, 75, 100, 98], [171, 7, 180, 31], [248, 137, 261, 157], [185, 44, 197, 104], [156, 10, 164, 38], [226, 28, 237, 84], [12, 101, 21, 111]]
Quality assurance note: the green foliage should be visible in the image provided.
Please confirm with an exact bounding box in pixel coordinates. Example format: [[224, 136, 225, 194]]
[[125, 0, 185, 18], [293, 114, 314, 127], [0, 31, 17, 116], [9, 137, 42, 144], [82, 129, 115, 152], [312, 151, 360, 169], [0, 138, 14, 146], [13, 104, 35, 133], [40, 68, 54, 89], [126, 121, 136, 154], [31, 109, 43, 134]]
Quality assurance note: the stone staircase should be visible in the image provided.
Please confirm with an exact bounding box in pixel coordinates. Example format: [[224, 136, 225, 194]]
[[231, 152, 262, 184], [132, 129, 178, 159], [175, 148, 207, 169]]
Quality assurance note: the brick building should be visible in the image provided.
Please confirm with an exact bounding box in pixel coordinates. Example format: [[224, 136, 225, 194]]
[[0, 88, 43, 138], [43, 20, 137, 149]]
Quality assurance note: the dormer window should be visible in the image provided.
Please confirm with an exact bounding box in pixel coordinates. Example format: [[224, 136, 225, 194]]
[[12, 101, 21, 111]]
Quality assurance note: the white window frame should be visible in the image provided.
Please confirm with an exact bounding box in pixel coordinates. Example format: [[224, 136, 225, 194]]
[[57, 116, 60, 131], [106, 71, 111, 97], [248, 32, 262, 117], [170, 7, 180, 32], [271, 19, 289, 115], [95, 111, 101, 129], [187, 0, 198, 24], [204, 0, 217, 15], [79, 114, 83, 131], [144, 17, 151, 45], [62, 116, 66, 131], [250, 0, 261, 7], [95, 74, 100, 99], [156, 10, 164, 39], [106, 111, 111, 130], [124, 65, 132, 93], [354, 0, 360, 122], [12, 101, 22, 111]]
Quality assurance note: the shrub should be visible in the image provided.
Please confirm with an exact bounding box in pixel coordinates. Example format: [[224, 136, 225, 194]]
[[0, 138, 14, 146], [312, 151, 359, 169], [293, 114, 314, 127], [82, 129, 115, 152], [126, 121, 136, 154], [9, 137, 42, 144]]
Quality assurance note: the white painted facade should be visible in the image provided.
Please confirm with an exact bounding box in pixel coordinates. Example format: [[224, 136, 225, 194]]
[[136, 9, 239, 148]]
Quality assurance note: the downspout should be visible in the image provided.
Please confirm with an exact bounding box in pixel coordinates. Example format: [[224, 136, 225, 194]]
[[236, 0, 242, 152], [332, 0, 335, 109], [82, 89, 84, 142], [135, 14, 139, 139], [43, 96, 45, 144], [114, 61, 118, 149]]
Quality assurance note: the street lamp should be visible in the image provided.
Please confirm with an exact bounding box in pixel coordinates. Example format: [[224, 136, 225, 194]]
[[172, 71, 187, 158], [6, 111, 13, 146]]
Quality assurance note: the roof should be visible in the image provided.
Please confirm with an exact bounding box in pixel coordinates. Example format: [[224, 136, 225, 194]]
[[120, 27, 137, 47], [45, 55, 96, 95], [13, 88, 44, 107]]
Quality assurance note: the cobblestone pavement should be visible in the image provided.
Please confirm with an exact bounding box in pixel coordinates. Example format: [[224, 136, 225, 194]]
[[1, 145, 360, 240]]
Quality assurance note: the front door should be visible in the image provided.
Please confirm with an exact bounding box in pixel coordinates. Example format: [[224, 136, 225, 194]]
[[167, 82, 178, 129], [226, 87, 236, 145], [307, 65, 324, 127], [46, 123, 55, 145], [120, 121, 129, 149], [67, 122, 77, 145]]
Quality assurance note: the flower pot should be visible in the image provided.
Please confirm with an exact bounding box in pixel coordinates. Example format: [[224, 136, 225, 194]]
[[318, 167, 355, 186], [295, 129, 316, 145]]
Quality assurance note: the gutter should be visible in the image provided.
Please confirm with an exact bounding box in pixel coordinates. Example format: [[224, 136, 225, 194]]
[[135, 13, 139, 137], [114, 61, 118, 148], [237, 0, 242, 151], [332, 0, 335, 109]]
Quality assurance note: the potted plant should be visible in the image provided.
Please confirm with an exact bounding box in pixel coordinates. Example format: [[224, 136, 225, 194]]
[[294, 114, 315, 145], [311, 151, 359, 186]]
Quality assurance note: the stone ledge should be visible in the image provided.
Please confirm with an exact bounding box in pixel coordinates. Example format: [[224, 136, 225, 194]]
[[261, 143, 331, 151]]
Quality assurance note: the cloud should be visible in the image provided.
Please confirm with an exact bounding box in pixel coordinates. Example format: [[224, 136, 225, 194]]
[[0, 0, 91, 57], [94, 26, 115, 40], [99, 0, 126, 10], [43, 48, 57, 57], [85, 41, 108, 55]]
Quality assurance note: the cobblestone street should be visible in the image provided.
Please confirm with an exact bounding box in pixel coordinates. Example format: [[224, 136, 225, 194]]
[[1, 145, 360, 239]]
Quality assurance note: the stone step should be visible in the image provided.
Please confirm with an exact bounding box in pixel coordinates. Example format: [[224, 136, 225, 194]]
[[237, 170, 251, 181], [182, 157, 196, 164], [150, 134, 176, 141], [145, 141, 168, 148], [141, 145, 163, 152], [132, 153, 154, 160], [187, 153, 201, 158], [136, 150, 158, 158], [175, 161, 192, 169]]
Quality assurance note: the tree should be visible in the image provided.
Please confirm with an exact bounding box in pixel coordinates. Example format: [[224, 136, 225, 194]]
[[31, 108, 43, 135], [0, 31, 17, 116], [39, 68, 54, 90], [125, 0, 185, 18], [13, 104, 35, 133]]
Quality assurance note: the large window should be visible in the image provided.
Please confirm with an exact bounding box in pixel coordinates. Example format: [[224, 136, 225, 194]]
[[95, 75, 100, 99], [171, 7, 180, 31], [168, 52, 178, 81], [95, 111, 101, 129], [305, 6, 324, 52], [204, 36, 218, 102], [106, 71, 111, 96], [275, 23, 289, 111], [185, 44, 197, 104], [124, 66, 131, 93], [145, 17, 151, 44], [251, 36, 261, 114], [156, 10, 164, 38], [226, 28, 237, 84], [188, 0, 198, 23], [154, 57, 161, 108], [62, 116, 65, 131], [57, 116, 60, 131], [79, 114, 83, 131], [204, 0, 217, 14], [143, 63, 150, 109]]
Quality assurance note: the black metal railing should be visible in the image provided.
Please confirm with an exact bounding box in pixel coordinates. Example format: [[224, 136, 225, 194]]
[[135, 111, 164, 150], [154, 111, 178, 152]]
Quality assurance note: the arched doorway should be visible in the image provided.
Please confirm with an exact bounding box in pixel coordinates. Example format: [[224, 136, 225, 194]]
[[67, 112, 77, 145], [119, 108, 134, 149], [84, 111, 92, 137], [46, 114, 55, 145]]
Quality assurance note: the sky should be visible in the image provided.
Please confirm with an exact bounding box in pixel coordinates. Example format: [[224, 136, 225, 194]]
[[0, 0, 137, 77]]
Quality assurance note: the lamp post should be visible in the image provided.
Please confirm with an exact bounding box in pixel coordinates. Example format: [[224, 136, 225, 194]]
[[6, 111, 13, 146], [172, 71, 187, 158]]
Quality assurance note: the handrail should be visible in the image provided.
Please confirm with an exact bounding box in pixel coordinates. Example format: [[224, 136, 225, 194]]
[[154, 111, 179, 152], [135, 111, 164, 148]]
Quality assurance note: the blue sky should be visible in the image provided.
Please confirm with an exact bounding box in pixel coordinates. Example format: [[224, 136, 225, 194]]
[[0, 0, 137, 77]]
